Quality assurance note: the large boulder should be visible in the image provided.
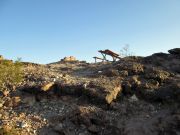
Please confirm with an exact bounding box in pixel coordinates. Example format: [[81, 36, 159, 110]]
[[55, 77, 122, 104], [168, 48, 180, 55], [86, 78, 122, 104], [62, 56, 77, 62]]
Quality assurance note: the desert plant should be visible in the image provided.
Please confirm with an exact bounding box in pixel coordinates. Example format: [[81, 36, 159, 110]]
[[120, 44, 134, 57], [0, 58, 24, 92]]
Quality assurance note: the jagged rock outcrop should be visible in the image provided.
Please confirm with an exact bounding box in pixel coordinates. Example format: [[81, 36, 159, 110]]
[[62, 56, 77, 62], [168, 48, 180, 55]]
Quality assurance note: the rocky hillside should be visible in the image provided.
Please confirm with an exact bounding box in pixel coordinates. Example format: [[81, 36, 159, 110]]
[[0, 48, 180, 135]]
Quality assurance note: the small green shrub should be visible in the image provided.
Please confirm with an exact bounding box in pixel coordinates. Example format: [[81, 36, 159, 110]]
[[0, 58, 24, 92]]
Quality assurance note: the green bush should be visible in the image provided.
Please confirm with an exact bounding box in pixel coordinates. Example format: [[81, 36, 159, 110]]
[[0, 58, 24, 92]]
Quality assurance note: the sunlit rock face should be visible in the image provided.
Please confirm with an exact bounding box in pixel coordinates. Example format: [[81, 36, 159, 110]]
[[62, 56, 77, 62]]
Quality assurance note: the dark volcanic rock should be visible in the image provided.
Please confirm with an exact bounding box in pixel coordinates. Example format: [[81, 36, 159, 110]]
[[168, 48, 180, 55], [145, 68, 170, 83], [85, 78, 122, 104], [55, 77, 122, 104], [102, 69, 120, 77], [115, 62, 144, 75]]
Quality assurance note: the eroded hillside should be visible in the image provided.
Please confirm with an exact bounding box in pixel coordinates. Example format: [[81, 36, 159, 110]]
[[0, 48, 180, 135]]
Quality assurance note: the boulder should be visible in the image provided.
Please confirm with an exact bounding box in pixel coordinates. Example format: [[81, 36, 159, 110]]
[[55, 78, 122, 104], [41, 82, 55, 92], [84, 78, 122, 104], [168, 48, 180, 55], [145, 68, 170, 83], [62, 56, 77, 62], [102, 69, 120, 77]]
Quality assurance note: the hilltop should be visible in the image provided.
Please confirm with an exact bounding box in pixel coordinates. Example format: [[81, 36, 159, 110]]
[[0, 48, 180, 135]]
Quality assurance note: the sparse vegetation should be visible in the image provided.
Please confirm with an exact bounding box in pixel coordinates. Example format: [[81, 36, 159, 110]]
[[120, 44, 134, 57], [0, 58, 24, 92]]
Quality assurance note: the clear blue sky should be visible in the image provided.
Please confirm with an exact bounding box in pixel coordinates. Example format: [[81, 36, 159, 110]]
[[0, 0, 180, 64]]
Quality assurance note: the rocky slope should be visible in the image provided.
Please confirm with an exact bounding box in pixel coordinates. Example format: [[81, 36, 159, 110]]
[[0, 48, 180, 135]]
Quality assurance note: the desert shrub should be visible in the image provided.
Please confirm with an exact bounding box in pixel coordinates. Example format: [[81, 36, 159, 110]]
[[120, 44, 134, 57], [0, 58, 24, 92]]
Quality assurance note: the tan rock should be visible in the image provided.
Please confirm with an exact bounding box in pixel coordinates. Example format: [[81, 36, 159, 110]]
[[62, 56, 77, 62], [41, 82, 55, 91]]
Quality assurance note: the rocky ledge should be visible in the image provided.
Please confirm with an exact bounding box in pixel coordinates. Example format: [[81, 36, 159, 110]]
[[0, 48, 180, 135]]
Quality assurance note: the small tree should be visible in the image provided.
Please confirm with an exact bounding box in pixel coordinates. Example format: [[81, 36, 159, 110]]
[[120, 44, 134, 57], [0, 58, 24, 92]]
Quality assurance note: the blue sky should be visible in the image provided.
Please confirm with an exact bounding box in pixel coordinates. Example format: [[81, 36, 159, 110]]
[[0, 0, 180, 63]]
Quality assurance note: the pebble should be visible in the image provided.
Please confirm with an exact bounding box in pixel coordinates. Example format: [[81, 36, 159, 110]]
[[17, 121, 28, 128]]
